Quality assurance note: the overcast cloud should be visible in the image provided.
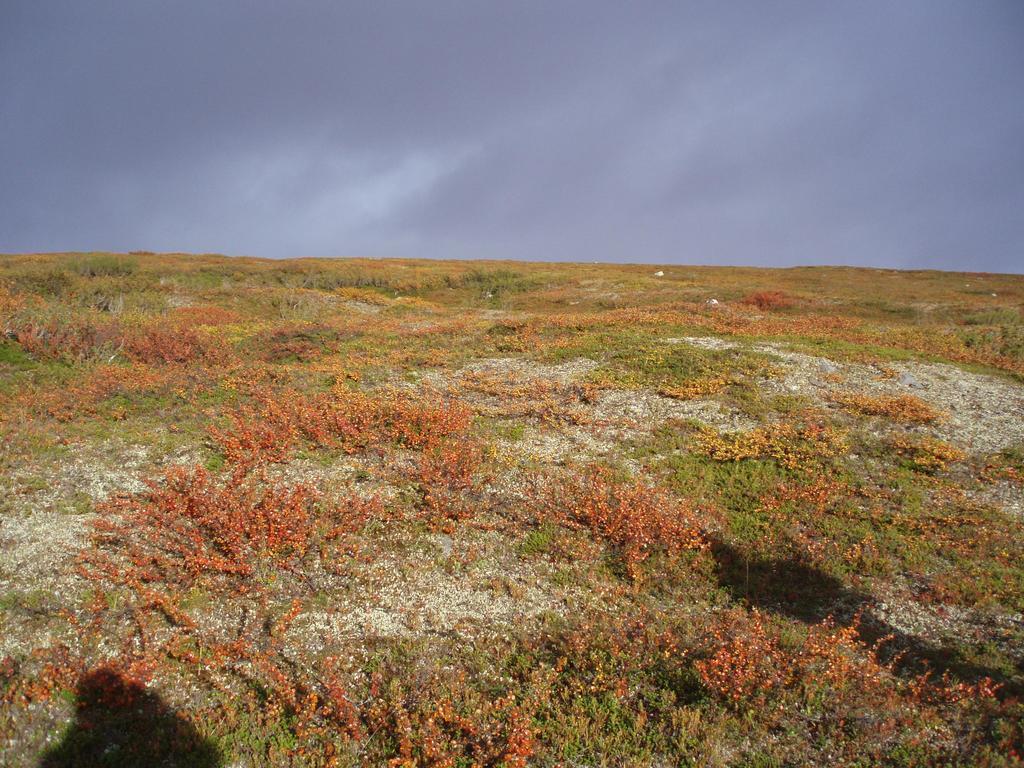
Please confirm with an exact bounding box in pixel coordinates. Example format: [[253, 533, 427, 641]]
[[1, 1, 1022, 270]]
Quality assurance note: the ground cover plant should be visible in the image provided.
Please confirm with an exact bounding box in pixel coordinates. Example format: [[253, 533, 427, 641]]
[[1, 252, 1023, 766]]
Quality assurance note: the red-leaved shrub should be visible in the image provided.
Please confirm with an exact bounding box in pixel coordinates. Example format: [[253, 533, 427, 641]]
[[209, 388, 474, 475], [740, 291, 794, 311], [535, 466, 708, 579], [123, 324, 218, 364], [85, 465, 379, 598]]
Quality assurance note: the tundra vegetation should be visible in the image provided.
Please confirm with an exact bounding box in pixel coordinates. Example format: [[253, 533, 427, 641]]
[[1, 252, 1023, 766]]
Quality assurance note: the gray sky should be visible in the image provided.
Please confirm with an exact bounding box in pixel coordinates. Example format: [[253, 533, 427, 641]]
[[2, 1, 1022, 270]]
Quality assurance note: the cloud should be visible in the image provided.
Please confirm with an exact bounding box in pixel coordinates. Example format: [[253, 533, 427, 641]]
[[1, 1, 1022, 270]]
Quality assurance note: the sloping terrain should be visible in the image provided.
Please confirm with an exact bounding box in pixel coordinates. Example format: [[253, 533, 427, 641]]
[[1, 253, 1022, 766]]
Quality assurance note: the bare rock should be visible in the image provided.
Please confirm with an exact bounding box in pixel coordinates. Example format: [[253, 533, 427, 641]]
[[898, 371, 925, 389]]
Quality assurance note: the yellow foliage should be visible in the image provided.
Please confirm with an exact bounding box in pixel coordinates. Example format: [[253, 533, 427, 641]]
[[830, 391, 942, 424], [658, 377, 728, 400], [888, 434, 964, 473], [696, 421, 847, 469]]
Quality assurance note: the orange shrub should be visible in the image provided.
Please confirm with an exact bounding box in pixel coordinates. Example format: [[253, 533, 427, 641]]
[[740, 291, 794, 311], [209, 388, 474, 473], [696, 608, 1002, 722], [415, 441, 485, 529], [30, 362, 169, 422], [74, 462, 378, 757], [888, 434, 964, 473], [387, 394, 474, 450], [257, 322, 348, 363], [124, 323, 219, 365], [696, 610, 792, 705], [85, 465, 379, 594], [756, 478, 848, 564], [658, 376, 728, 400], [1, 644, 84, 708], [13, 318, 121, 362], [364, 686, 536, 768], [209, 398, 305, 476], [981, 453, 1024, 485], [0, 284, 30, 316], [697, 611, 886, 707], [536, 466, 707, 579], [830, 390, 942, 423], [696, 420, 846, 469]]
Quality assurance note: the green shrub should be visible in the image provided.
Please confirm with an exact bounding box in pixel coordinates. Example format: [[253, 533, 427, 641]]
[[71, 254, 138, 277]]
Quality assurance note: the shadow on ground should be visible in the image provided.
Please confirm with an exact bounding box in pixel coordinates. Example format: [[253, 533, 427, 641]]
[[710, 539, 1024, 697], [39, 666, 221, 768]]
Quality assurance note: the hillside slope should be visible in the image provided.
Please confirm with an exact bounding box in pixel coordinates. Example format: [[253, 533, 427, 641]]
[[1, 253, 1023, 766]]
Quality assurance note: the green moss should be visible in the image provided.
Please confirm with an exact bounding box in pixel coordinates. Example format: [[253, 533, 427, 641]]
[[518, 523, 559, 557], [0, 341, 33, 369]]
